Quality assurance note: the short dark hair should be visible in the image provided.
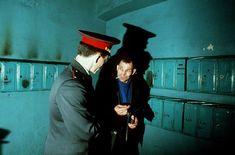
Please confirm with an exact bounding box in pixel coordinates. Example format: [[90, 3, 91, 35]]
[[117, 52, 136, 69], [78, 42, 110, 57]]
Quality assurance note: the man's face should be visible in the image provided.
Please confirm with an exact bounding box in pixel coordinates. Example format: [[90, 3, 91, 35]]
[[90, 53, 109, 74], [116, 60, 136, 83]]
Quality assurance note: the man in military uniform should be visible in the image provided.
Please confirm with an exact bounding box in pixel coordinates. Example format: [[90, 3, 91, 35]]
[[44, 30, 120, 155]]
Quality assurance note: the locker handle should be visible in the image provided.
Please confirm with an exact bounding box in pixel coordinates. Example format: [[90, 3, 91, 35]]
[[3, 76, 11, 83], [22, 80, 30, 88], [215, 123, 221, 128]]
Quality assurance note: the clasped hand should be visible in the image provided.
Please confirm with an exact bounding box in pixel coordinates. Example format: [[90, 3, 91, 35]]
[[114, 104, 138, 129], [114, 104, 130, 116]]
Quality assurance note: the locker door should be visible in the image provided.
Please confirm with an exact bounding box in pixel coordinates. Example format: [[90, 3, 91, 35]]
[[32, 63, 43, 90], [16, 63, 32, 91], [153, 60, 163, 88], [187, 59, 200, 92], [2, 62, 16, 91], [213, 107, 232, 141], [162, 99, 184, 132], [0, 62, 3, 90], [43, 64, 57, 90], [149, 98, 163, 127], [217, 59, 235, 95], [196, 104, 213, 139], [175, 59, 186, 91], [200, 59, 217, 93], [163, 60, 175, 89], [183, 103, 197, 136], [174, 101, 184, 132], [162, 100, 174, 130]]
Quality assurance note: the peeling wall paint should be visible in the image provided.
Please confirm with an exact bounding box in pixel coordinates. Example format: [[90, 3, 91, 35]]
[[0, 0, 105, 62]]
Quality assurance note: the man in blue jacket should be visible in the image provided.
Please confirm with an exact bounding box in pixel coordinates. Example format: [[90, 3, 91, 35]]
[[44, 30, 120, 155]]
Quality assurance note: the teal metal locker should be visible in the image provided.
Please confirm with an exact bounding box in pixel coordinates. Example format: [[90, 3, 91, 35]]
[[146, 97, 163, 127], [183, 103, 198, 136], [1, 62, 17, 92], [187, 57, 235, 95], [43, 64, 57, 90], [196, 104, 213, 139], [16, 62, 32, 91], [200, 59, 217, 93], [163, 60, 175, 89], [32, 63, 43, 90], [0, 62, 4, 90], [153, 59, 163, 88], [187, 59, 200, 92], [174, 101, 184, 132], [213, 106, 233, 141], [162, 99, 184, 132], [153, 58, 186, 90], [217, 59, 235, 95], [175, 59, 186, 91]]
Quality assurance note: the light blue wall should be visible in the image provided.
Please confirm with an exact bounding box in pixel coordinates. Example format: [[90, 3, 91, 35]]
[[0, 0, 106, 155], [103, 0, 235, 154], [0, 0, 105, 62], [106, 0, 235, 58], [1, 0, 235, 154], [0, 91, 49, 155]]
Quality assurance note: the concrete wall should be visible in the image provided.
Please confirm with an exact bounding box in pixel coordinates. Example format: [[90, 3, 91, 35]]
[[102, 0, 235, 154], [0, 0, 106, 155], [106, 0, 235, 58], [0, 0, 105, 62]]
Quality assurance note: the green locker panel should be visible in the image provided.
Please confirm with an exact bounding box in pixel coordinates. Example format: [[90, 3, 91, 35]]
[[175, 59, 186, 91], [174, 101, 184, 132], [213, 106, 233, 141], [217, 59, 235, 95], [162, 100, 174, 130], [32, 63, 43, 90], [183, 103, 198, 136], [43, 64, 57, 90], [196, 104, 213, 139], [187, 57, 235, 95], [1, 62, 17, 92], [153, 59, 163, 88], [162, 99, 184, 132], [200, 60, 217, 93], [187, 59, 200, 92], [153, 58, 186, 90], [16, 63, 32, 91], [149, 97, 163, 127], [163, 60, 175, 89], [0, 62, 3, 90]]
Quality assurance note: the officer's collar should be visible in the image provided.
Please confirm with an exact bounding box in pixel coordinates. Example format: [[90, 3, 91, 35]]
[[71, 59, 90, 77]]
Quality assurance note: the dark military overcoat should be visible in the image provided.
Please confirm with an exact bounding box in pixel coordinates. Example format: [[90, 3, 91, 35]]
[[44, 59, 97, 155]]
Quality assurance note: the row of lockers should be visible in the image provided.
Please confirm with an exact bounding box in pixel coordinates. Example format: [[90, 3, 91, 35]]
[[146, 57, 235, 95], [0, 61, 68, 92], [145, 97, 235, 141]]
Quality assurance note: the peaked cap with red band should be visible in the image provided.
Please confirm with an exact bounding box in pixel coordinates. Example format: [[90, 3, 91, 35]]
[[79, 30, 120, 54]]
